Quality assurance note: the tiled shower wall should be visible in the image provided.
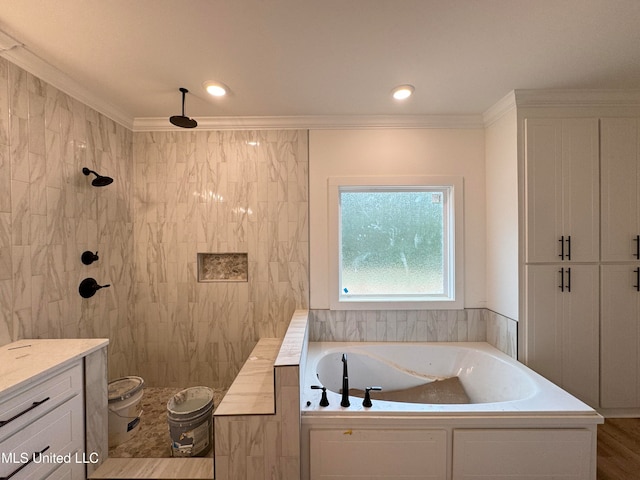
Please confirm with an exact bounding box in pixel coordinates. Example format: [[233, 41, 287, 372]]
[[132, 130, 309, 388], [0, 58, 135, 377]]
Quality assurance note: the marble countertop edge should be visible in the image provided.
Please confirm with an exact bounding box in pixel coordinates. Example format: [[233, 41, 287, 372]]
[[0, 338, 109, 398]]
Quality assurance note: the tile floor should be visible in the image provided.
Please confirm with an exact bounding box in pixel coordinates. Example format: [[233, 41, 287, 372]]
[[108, 387, 227, 458]]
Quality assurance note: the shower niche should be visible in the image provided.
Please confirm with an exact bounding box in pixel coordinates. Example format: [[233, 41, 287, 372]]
[[197, 253, 248, 282]]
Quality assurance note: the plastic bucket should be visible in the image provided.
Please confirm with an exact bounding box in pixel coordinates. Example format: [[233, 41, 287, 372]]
[[167, 386, 214, 457], [108, 376, 144, 448]]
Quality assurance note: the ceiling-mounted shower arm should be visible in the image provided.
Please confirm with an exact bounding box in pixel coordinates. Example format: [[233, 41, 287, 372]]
[[169, 87, 198, 128], [179, 87, 188, 116]]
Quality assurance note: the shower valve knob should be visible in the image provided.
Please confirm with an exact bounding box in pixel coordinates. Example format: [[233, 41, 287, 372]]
[[81, 251, 99, 265], [79, 278, 111, 298]]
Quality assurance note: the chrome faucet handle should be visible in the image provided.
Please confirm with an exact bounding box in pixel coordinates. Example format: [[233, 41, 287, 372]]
[[363, 386, 382, 408], [311, 385, 329, 407]]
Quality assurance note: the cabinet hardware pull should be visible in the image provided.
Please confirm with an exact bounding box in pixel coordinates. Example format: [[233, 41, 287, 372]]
[[0, 397, 50, 428], [634, 235, 640, 259], [1, 445, 50, 480], [634, 268, 640, 292], [559, 268, 564, 292], [559, 236, 565, 260], [566, 267, 571, 293], [566, 236, 571, 261]]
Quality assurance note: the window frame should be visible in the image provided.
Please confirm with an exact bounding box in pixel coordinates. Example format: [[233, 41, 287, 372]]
[[328, 175, 464, 310]]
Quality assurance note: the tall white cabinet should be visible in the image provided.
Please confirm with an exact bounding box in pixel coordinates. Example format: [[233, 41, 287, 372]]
[[524, 117, 600, 407], [519, 94, 640, 414], [599, 118, 640, 413]]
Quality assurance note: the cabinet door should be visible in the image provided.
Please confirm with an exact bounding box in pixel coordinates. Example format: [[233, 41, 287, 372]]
[[525, 118, 599, 263], [601, 265, 640, 408], [309, 429, 447, 479], [601, 118, 640, 262], [453, 429, 594, 480], [526, 265, 599, 407]]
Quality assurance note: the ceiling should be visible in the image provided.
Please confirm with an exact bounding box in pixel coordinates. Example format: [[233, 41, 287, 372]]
[[1, 0, 640, 129]]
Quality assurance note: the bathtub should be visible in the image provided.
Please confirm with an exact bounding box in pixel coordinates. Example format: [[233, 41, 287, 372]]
[[300, 342, 603, 480]]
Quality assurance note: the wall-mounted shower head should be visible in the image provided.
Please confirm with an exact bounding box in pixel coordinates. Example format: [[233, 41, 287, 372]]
[[169, 87, 198, 128], [82, 167, 113, 187]]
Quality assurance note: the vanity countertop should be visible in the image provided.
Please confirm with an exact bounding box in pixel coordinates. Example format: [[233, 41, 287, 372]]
[[0, 338, 109, 398]]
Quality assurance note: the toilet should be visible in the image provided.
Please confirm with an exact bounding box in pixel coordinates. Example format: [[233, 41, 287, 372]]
[[107, 376, 144, 448]]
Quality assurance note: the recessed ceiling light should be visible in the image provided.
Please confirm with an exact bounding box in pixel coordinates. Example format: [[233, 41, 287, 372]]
[[204, 81, 228, 97], [392, 84, 415, 100]]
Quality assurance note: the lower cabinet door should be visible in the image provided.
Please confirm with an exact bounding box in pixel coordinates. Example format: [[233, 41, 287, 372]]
[[452, 429, 594, 479], [310, 429, 447, 479]]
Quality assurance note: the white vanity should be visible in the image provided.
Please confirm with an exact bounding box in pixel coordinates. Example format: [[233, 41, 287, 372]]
[[0, 339, 108, 480]]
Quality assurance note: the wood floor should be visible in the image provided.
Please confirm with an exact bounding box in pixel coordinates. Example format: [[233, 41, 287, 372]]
[[598, 418, 640, 479]]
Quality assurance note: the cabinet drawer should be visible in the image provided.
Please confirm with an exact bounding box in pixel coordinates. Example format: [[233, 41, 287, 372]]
[[0, 362, 82, 443], [0, 393, 84, 480]]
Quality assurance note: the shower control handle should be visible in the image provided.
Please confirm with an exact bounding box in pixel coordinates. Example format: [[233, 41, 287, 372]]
[[79, 278, 111, 298], [81, 250, 99, 265]]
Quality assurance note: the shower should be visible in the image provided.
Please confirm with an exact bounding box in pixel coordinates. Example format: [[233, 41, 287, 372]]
[[169, 87, 198, 128], [82, 167, 113, 187]]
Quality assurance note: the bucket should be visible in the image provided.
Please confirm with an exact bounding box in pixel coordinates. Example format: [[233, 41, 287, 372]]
[[108, 376, 144, 448], [167, 386, 214, 457]]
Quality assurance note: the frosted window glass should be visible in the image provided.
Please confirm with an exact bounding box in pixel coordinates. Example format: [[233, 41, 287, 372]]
[[339, 188, 448, 298]]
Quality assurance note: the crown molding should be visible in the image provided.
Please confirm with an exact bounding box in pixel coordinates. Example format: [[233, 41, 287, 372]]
[[0, 45, 133, 130], [513, 89, 640, 108], [482, 91, 516, 127], [133, 114, 485, 132]]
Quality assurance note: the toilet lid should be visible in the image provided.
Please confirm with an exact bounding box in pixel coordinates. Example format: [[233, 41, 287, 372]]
[[108, 376, 144, 403]]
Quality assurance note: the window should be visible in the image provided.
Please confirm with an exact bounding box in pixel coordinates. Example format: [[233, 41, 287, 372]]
[[328, 176, 464, 310]]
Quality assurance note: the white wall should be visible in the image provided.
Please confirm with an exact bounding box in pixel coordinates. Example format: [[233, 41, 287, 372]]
[[309, 128, 486, 309], [485, 108, 519, 319]]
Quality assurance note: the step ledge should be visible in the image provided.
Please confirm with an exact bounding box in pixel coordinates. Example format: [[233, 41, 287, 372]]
[[89, 458, 213, 479]]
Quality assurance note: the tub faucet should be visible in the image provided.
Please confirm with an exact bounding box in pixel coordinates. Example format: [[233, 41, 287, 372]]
[[341, 353, 350, 407]]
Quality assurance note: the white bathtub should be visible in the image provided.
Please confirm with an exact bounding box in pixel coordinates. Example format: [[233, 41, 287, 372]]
[[300, 342, 603, 480]]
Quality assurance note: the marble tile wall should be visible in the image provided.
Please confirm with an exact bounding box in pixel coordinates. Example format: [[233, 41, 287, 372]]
[[133, 130, 309, 388], [0, 58, 135, 379], [309, 308, 517, 358], [214, 364, 300, 480]]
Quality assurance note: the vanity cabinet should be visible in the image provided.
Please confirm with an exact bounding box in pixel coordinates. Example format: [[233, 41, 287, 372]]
[[0, 363, 85, 479], [0, 339, 108, 480], [524, 117, 599, 264]]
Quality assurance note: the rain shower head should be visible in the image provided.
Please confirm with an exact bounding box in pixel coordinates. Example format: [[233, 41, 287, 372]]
[[169, 87, 198, 128], [82, 167, 113, 187]]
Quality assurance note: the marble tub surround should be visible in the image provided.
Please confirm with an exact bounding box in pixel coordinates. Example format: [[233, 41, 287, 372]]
[[309, 308, 517, 358], [133, 129, 309, 388], [0, 58, 135, 380], [214, 338, 281, 416], [214, 311, 308, 480]]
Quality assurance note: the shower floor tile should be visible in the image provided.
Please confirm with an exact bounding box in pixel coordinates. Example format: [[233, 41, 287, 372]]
[[108, 387, 227, 458]]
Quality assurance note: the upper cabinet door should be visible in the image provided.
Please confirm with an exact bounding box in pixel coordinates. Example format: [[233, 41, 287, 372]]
[[525, 118, 600, 263], [601, 118, 640, 262]]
